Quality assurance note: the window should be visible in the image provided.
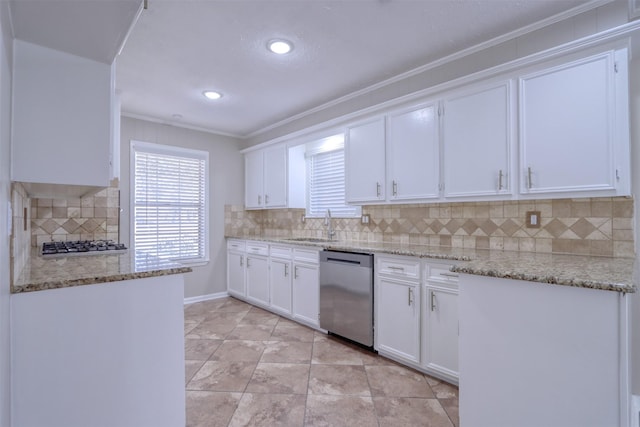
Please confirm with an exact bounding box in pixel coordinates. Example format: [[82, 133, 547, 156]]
[[306, 135, 360, 218], [131, 141, 209, 264]]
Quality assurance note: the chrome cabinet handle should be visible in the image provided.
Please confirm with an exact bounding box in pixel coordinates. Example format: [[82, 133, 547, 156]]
[[376, 182, 381, 197], [265, 194, 269, 205], [294, 266, 299, 279], [431, 291, 436, 311], [388, 266, 405, 271], [240, 256, 243, 267], [392, 180, 398, 196], [258, 195, 262, 205], [246, 258, 251, 268], [408, 287, 414, 306], [498, 169, 504, 191], [440, 272, 458, 278], [284, 264, 288, 277], [527, 167, 533, 189]]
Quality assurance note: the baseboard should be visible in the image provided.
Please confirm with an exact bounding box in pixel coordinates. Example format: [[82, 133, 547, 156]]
[[632, 395, 640, 427], [184, 291, 229, 305]]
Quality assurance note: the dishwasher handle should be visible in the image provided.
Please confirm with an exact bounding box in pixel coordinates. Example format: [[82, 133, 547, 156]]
[[320, 250, 373, 268], [326, 257, 362, 266]]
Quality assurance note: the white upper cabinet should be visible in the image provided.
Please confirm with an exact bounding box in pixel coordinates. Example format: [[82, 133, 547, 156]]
[[245, 145, 288, 209], [263, 146, 288, 207], [387, 103, 440, 201], [12, 40, 117, 196], [443, 81, 513, 199], [345, 117, 386, 203], [519, 49, 630, 197]]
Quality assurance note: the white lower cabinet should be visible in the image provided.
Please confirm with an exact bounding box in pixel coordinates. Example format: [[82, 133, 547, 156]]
[[269, 257, 293, 316], [376, 255, 459, 384], [227, 251, 246, 298], [376, 276, 421, 365], [423, 285, 459, 382], [227, 240, 246, 299], [292, 260, 320, 328], [246, 254, 270, 308], [226, 240, 320, 328]]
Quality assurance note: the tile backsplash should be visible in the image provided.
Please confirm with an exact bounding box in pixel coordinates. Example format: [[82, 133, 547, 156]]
[[10, 182, 31, 286], [30, 182, 121, 247], [225, 197, 635, 258]]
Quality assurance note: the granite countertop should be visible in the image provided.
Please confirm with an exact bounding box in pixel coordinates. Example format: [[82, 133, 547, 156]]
[[12, 249, 192, 294], [228, 235, 637, 293]]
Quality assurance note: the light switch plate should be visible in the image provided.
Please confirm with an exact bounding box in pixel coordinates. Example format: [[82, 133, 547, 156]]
[[526, 211, 541, 228]]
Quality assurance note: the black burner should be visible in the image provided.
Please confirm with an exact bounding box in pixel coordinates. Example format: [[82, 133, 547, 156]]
[[42, 240, 127, 256]]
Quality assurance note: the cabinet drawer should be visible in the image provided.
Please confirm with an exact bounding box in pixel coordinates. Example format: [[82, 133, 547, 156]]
[[378, 257, 421, 280], [227, 239, 246, 252], [245, 242, 269, 257], [270, 245, 292, 259], [293, 248, 319, 264], [427, 264, 459, 285]]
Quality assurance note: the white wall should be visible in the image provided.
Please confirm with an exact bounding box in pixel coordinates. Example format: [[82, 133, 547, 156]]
[[0, 2, 12, 425], [631, 55, 640, 397], [119, 117, 244, 298]]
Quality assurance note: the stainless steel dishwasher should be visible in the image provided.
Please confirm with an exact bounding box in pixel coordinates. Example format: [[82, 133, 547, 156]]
[[319, 250, 374, 348]]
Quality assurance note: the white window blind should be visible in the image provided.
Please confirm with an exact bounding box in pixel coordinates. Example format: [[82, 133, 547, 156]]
[[307, 146, 360, 218], [132, 141, 209, 264]]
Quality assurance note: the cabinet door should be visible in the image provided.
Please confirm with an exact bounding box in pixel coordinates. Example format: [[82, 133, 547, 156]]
[[227, 251, 246, 298], [246, 256, 270, 307], [424, 287, 458, 378], [443, 82, 512, 198], [263, 146, 287, 208], [345, 118, 386, 203], [387, 103, 440, 201], [292, 263, 319, 327], [519, 52, 619, 195], [377, 277, 420, 364], [270, 258, 292, 315], [245, 151, 264, 209]]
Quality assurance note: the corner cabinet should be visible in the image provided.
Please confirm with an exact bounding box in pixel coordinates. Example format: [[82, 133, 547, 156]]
[[345, 117, 386, 203], [11, 40, 118, 195], [519, 49, 630, 197], [443, 81, 513, 199], [245, 145, 288, 209]]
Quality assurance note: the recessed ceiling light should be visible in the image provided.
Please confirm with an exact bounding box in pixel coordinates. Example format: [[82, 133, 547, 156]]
[[267, 39, 293, 55], [203, 90, 222, 100]]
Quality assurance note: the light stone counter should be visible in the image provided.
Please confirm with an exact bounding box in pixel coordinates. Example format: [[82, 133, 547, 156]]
[[227, 235, 637, 293], [12, 249, 192, 294]]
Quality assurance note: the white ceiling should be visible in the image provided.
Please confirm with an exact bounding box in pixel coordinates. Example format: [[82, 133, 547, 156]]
[[17, 0, 602, 139]]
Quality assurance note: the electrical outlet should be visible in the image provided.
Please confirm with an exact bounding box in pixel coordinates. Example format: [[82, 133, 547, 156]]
[[301, 215, 306, 223], [526, 211, 541, 228], [361, 214, 370, 224]]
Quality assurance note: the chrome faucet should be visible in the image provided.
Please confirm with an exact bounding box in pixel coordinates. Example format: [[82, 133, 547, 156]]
[[325, 209, 336, 240]]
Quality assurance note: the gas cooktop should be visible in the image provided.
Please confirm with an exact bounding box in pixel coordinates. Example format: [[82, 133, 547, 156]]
[[42, 240, 127, 257]]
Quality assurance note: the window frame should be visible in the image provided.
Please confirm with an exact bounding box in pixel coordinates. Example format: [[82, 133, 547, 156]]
[[130, 140, 210, 266], [304, 135, 361, 219]]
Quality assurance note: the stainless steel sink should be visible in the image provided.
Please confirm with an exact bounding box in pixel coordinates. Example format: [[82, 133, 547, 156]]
[[284, 237, 333, 243]]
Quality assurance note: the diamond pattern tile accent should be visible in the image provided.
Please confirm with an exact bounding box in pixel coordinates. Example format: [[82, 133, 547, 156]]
[[499, 219, 520, 237], [41, 219, 60, 234], [545, 218, 569, 238], [570, 218, 597, 239], [462, 220, 478, 235], [62, 219, 80, 234], [479, 219, 498, 236]]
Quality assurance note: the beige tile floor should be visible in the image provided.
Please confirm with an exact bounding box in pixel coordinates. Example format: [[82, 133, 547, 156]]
[[185, 297, 459, 427]]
